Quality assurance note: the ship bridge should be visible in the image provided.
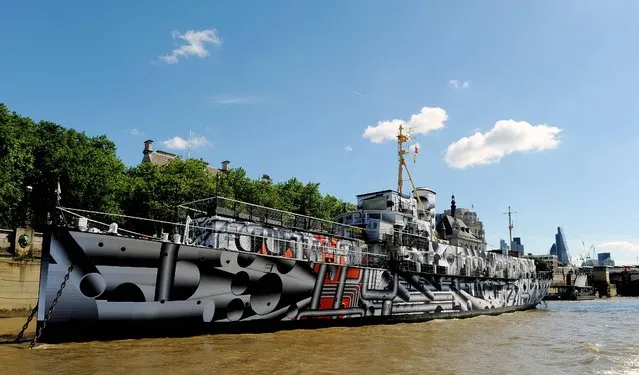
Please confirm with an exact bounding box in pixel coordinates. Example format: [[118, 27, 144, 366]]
[[334, 188, 435, 244]]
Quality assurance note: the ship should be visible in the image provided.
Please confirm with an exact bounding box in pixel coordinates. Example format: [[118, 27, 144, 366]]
[[33, 125, 550, 343]]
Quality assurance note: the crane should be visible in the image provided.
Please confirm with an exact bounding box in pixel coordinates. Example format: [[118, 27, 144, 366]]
[[579, 240, 598, 266]]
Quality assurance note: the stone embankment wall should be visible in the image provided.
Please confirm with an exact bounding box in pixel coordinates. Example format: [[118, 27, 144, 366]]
[[0, 229, 42, 317], [0, 256, 40, 317], [0, 228, 43, 256]]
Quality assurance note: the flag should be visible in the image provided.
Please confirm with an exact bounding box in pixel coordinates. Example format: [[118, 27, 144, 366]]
[[413, 144, 419, 164], [55, 180, 62, 202]]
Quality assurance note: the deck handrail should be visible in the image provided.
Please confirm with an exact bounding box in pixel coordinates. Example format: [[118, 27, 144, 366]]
[[178, 195, 366, 240], [189, 226, 387, 268], [56, 206, 387, 268]]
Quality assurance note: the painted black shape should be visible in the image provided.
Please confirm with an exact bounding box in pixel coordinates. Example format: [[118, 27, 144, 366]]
[[107, 282, 146, 302], [250, 273, 283, 315], [237, 253, 257, 268], [231, 271, 250, 295], [311, 263, 328, 310], [154, 242, 180, 302], [57, 230, 106, 298], [227, 298, 245, 321], [275, 258, 296, 274], [42, 230, 57, 264], [333, 266, 348, 311]]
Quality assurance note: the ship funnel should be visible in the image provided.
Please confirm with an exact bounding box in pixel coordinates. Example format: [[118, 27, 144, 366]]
[[413, 188, 436, 219]]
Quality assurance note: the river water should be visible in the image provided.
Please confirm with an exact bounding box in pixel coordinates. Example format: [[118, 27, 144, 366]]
[[0, 298, 637, 375]]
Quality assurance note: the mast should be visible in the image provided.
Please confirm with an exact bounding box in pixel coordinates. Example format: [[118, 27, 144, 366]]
[[397, 124, 410, 194], [503, 206, 517, 253], [396, 124, 429, 234]]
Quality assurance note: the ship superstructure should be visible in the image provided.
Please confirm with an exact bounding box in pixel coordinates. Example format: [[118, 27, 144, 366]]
[[32, 125, 550, 343]]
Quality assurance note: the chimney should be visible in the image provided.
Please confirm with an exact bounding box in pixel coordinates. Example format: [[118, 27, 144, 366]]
[[144, 139, 154, 155], [221, 160, 230, 171]]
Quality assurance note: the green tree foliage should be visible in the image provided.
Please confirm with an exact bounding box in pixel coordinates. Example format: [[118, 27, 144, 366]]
[[0, 103, 126, 228], [0, 102, 355, 232], [122, 159, 217, 234], [0, 103, 36, 227], [30, 122, 126, 220]]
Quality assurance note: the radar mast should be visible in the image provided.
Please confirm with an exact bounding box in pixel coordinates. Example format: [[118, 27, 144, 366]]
[[396, 124, 429, 228]]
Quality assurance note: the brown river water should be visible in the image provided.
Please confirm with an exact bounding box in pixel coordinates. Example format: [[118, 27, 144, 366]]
[[0, 298, 638, 375]]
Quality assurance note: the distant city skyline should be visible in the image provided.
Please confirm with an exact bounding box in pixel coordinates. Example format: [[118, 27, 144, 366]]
[[551, 227, 572, 265], [1, 2, 638, 264], [500, 239, 508, 254], [512, 237, 525, 257]]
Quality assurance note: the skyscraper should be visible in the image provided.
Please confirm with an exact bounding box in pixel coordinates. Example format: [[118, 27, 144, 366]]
[[512, 237, 525, 256], [499, 239, 508, 254], [598, 252, 614, 266], [554, 227, 571, 265]]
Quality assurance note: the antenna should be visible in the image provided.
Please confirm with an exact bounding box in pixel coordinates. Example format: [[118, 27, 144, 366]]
[[502, 206, 517, 253], [396, 124, 410, 194], [395, 123, 430, 233]]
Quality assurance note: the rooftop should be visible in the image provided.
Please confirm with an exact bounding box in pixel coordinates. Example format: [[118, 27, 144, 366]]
[[141, 139, 221, 174]]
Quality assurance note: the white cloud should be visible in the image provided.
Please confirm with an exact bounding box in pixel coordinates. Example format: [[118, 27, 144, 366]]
[[595, 241, 639, 265], [362, 107, 448, 144], [344, 145, 353, 152], [129, 128, 142, 136], [444, 120, 562, 169], [162, 135, 211, 150], [449, 79, 470, 89], [352, 91, 363, 97], [597, 241, 639, 253], [159, 29, 222, 64], [211, 95, 262, 105]]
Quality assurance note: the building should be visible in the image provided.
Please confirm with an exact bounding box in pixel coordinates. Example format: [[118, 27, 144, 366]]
[[141, 139, 224, 174], [441, 207, 486, 244], [524, 254, 559, 275], [549, 227, 571, 265], [597, 252, 615, 266], [512, 237, 525, 256], [436, 196, 486, 251], [549, 243, 557, 258], [499, 239, 508, 254]]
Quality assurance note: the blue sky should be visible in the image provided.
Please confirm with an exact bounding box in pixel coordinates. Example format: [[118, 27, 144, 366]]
[[2, 1, 639, 264]]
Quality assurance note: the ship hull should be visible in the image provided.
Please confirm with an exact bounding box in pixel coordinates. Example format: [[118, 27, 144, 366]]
[[36, 229, 549, 343]]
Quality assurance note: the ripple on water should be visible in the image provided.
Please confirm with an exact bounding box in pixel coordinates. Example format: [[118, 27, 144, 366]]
[[0, 298, 638, 375]]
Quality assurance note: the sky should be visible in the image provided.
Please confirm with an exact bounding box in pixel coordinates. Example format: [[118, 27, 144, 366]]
[[1, 1, 639, 264]]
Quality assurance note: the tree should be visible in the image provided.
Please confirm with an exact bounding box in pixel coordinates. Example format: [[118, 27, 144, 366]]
[[0, 103, 127, 229], [0, 104, 36, 228], [122, 158, 217, 234], [27, 122, 127, 226], [0, 102, 357, 233]]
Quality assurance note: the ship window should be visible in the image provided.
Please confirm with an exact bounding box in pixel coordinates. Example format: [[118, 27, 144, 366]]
[[367, 213, 381, 219], [361, 197, 387, 210]]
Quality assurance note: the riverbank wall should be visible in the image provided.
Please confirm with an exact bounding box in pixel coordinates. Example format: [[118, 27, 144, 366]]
[[0, 229, 42, 317]]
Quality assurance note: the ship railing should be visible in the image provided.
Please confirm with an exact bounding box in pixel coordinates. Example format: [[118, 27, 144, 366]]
[[177, 195, 365, 241], [55, 206, 387, 269], [381, 231, 431, 249], [200, 227, 387, 268], [536, 271, 553, 280]]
